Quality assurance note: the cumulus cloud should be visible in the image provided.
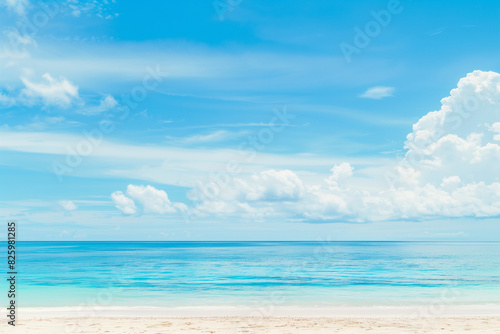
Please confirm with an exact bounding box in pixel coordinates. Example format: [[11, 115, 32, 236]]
[[399, 70, 500, 186], [489, 122, 500, 141], [111, 185, 187, 215], [107, 71, 500, 223], [20, 73, 80, 108], [440, 176, 461, 190], [111, 191, 136, 214], [183, 71, 500, 222], [360, 86, 395, 99], [111, 191, 137, 215], [245, 169, 305, 201], [325, 162, 353, 187], [188, 167, 500, 222], [58, 200, 77, 211], [126, 185, 178, 214]]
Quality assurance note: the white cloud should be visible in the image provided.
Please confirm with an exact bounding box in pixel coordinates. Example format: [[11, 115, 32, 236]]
[[0, 71, 116, 113], [184, 71, 500, 222], [4, 70, 500, 223], [440, 176, 461, 190], [326, 162, 353, 187], [20, 73, 80, 108], [126, 185, 177, 214], [489, 122, 500, 141], [80, 94, 118, 115], [360, 86, 395, 99], [188, 167, 500, 222], [58, 200, 77, 211], [111, 191, 137, 215], [111, 185, 187, 215], [246, 169, 305, 201], [401, 70, 500, 186], [190, 169, 305, 204]]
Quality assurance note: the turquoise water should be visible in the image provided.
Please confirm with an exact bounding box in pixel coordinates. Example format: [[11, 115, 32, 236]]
[[2, 241, 500, 308]]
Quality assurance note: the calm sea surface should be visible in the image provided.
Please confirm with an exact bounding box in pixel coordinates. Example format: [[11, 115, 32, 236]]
[[3, 241, 500, 308]]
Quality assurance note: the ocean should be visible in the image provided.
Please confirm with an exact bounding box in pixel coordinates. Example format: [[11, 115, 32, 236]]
[[4, 241, 500, 310]]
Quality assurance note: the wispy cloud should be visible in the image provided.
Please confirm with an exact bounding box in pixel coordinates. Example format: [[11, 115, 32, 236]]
[[1, 73, 118, 115], [167, 130, 249, 144], [178, 122, 297, 130], [0, 40, 402, 92], [0, 130, 376, 187], [359, 86, 395, 100], [14, 115, 82, 130], [79, 94, 119, 115], [20, 73, 80, 108]]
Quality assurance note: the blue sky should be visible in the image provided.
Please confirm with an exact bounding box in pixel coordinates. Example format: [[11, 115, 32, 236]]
[[1, 0, 500, 240]]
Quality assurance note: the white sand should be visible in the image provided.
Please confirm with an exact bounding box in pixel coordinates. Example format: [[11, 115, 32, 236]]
[[4, 306, 500, 333], [7, 315, 500, 333]]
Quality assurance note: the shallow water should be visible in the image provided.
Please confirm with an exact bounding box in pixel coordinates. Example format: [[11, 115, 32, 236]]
[[4, 241, 500, 308]]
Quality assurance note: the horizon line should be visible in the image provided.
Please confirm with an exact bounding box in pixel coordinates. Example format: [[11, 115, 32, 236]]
[[5, 240, 500, 243]]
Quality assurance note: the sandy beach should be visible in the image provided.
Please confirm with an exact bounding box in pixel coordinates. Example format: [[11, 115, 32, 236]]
[[4, 306, 499, 333], [9, 315, 500, 333]]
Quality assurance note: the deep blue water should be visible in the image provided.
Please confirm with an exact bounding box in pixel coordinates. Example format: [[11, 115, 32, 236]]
[[2, 241, 500, 307]]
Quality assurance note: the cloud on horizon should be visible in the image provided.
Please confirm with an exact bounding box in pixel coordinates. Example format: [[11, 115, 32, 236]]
[[58, 200, 77, 211], [112, 185, 187, 215], [110, 71, 500, 223]]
